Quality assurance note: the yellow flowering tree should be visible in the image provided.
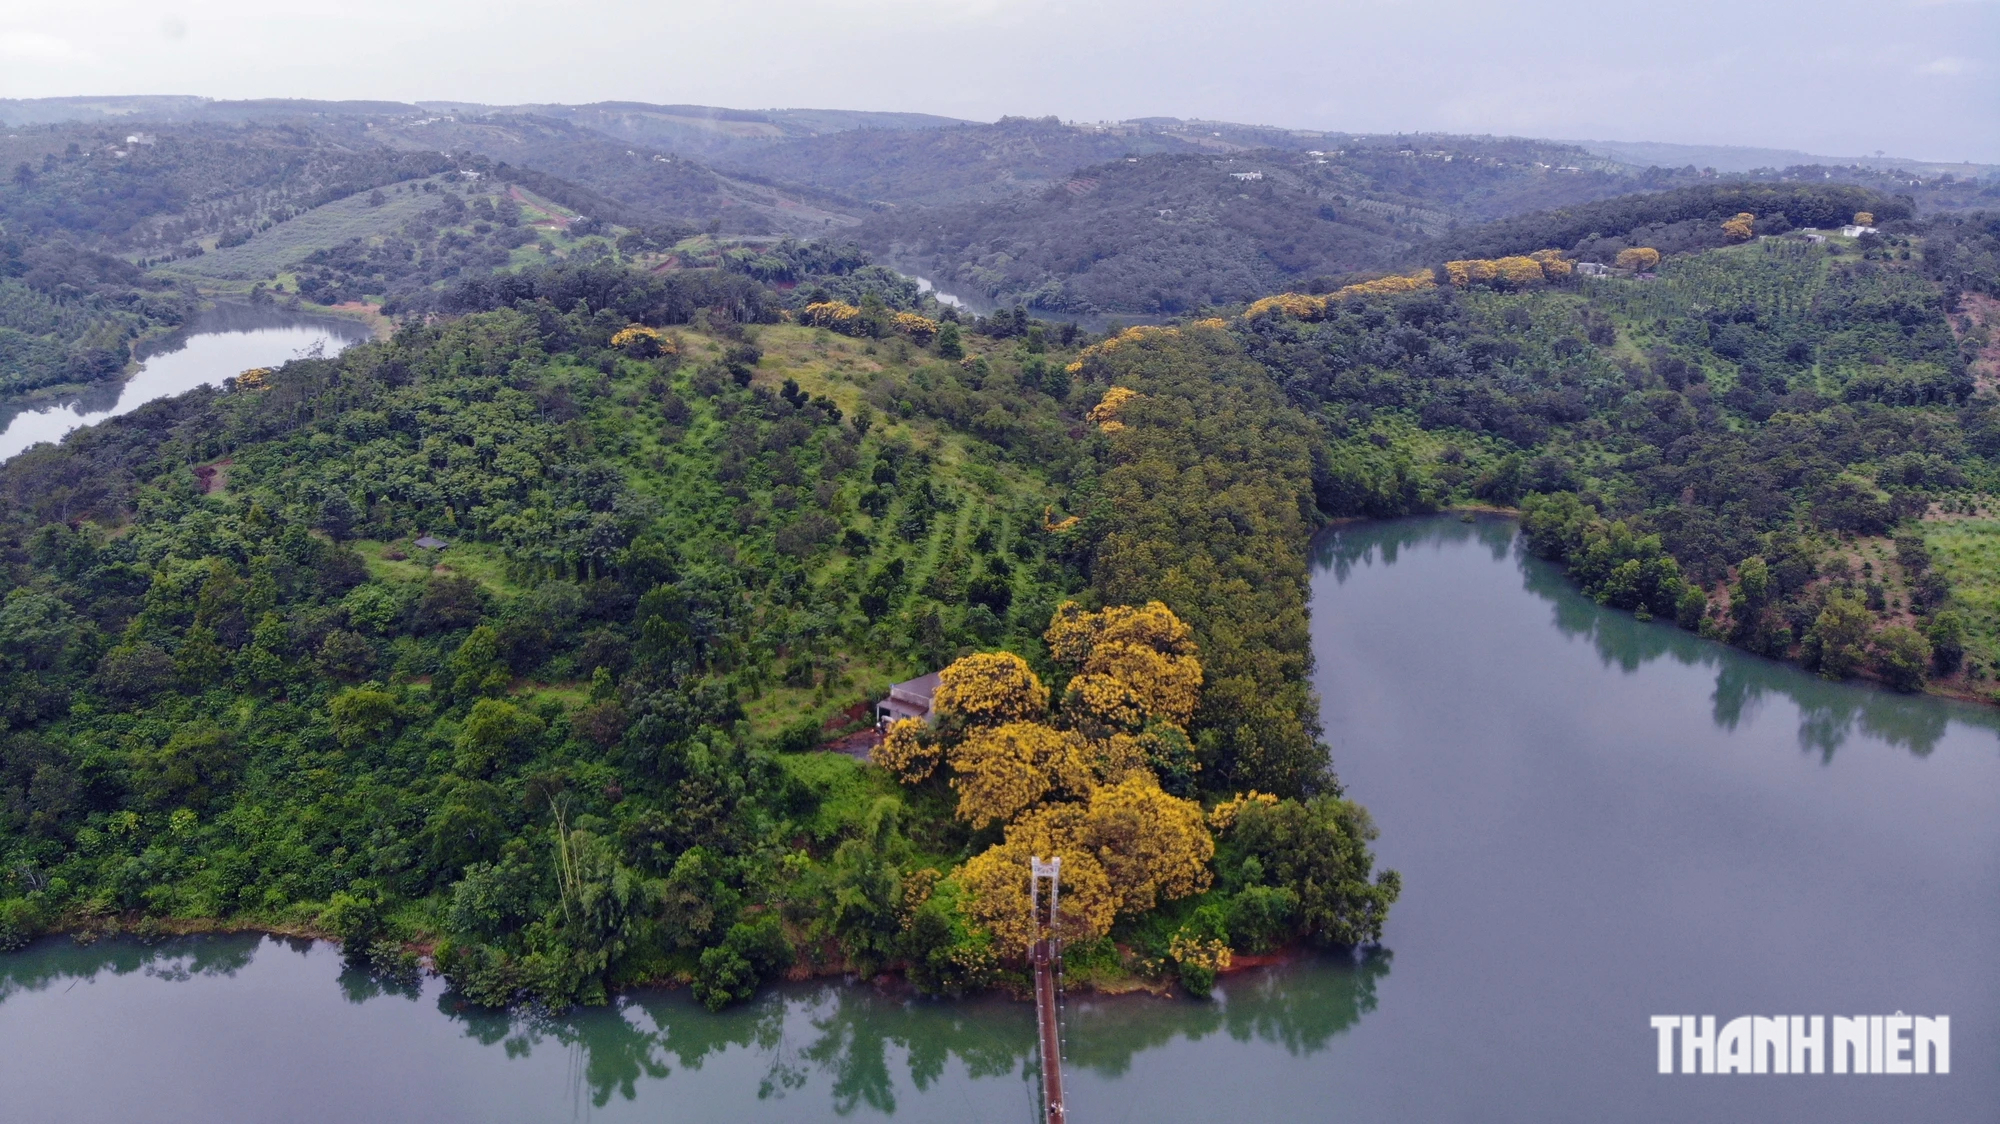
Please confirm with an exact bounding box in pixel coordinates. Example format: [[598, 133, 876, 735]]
[[1207, 789, 1280, 832], [610, 324, 676, 357], [1721, 212, 1756, 242], [890, 311, 939, 344], [1088, 386, 1140, 432], [870, 602, 1217, 955], [1615, 247, 1661, 271], [957, 776, 1213, 945], [958, 823, 1117, 949], [933, 651, 1049, 726], [948, 722, 1092, 828], [1530, 249, 1573, 280], [872, 717, 939, 783], [1244, 291, 1327, 322], [801, 301, 865, 335], [1336, 271, 1436, 299], [1047, 600, 1202, 730], [1445, 257, 1550, 289], [1238, 271, 1440, 325]]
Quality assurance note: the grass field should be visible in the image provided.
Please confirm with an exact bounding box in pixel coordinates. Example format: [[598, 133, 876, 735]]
[[1922, 514, 2000, 678], [350, 537, 529, 598], [154, 178, 450, 281]]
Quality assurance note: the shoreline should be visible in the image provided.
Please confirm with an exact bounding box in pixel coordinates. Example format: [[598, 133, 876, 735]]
[[18, 911, 1312, 1007], [1330, 507, 2000, 710]]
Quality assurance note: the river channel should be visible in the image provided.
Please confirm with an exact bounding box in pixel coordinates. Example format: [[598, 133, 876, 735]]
[[0, 516, 1991, 1122], [0, 304, 372, 463]]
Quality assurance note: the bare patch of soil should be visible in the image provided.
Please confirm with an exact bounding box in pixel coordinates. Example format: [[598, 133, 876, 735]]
[[1953, 292, 2000, 395]]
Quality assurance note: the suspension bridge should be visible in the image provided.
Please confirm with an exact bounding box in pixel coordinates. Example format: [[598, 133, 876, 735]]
[[1029, 856, 1067, 1124]]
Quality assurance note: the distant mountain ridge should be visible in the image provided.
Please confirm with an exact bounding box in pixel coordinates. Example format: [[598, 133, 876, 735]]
[[1573, 138, 1998, 180], [4, 95, 1993, 316], [8, 95, 1992, 183]]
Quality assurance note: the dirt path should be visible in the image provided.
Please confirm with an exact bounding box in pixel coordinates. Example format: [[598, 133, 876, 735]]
[[508, 186, 572, 230], [1955, 292, 2000, 395]]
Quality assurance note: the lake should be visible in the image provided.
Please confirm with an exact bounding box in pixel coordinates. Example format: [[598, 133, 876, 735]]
[[0, 304, 372, 463], [0, 515, 1991, 1122]]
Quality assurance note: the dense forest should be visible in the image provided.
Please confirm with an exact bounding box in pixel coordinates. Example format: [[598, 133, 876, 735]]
[[855, 141, 1703, 314], [1242, 214, 2000, 693], [0, 258, 1395, 1009], [1414, 182, 1914, 264]]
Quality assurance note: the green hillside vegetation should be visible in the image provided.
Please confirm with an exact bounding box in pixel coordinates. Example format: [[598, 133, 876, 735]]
[[0, 244, 190, 394], [1240, 226, 2000, 691], [0, 122, 449, 263], [0, 122, 454, 391], [720, 116, 1188, 207], [4, 96, 1998, 1016], [0, 258, 1393, 1010], [337, 115, 852, 236], [1415, 182, 1908, 264], [159, 179, 451, 281], [158, 173, 635, 313], [855, 142, 1708, 315]]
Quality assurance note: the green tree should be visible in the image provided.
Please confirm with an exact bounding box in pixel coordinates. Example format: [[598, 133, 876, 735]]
[[1230, 796, 1400, 947], [934, 321, 963, 360], [816, 798, 909, 976], [1803, 592, 1872, 680], [1871, 626, 1932, 692], [693, 915, 792, 1011], [447, 625, 511, 700], [1924, 610, 1966, 674], [131, 722, 241, 810], [329, 687, 403, 749], [453, 699, 545, 776], [1729, 556, 1771, 635]]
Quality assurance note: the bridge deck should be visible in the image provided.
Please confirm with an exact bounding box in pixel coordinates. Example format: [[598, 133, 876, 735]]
[[1031, 938, 1066, 1123]]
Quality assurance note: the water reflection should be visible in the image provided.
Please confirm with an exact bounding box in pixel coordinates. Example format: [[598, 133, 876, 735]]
[[0, 934, 1386, 1118], [0, 932, 257, 1001], [0, 304, 370, 462], [1316, 515, 2000, 761]]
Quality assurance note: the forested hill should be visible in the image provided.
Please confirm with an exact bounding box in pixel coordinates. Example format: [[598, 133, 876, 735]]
[[0, 258, 1397, 1010], [319, 115, 855, 236], [855, 142, 1689, 315], [0, 124, 450, 395], [1411, 182, 1915, 265], [1240, 214, 2000, 703]]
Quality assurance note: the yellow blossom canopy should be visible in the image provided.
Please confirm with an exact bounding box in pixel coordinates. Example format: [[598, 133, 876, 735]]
[[1089, 386, 1140, 432], [958, 776, 1212, 949], [933, 651, 1049, 727], [948, 722, 1092, 828], [1207, 789, 1280, 832], [871, 718, 938, 783], [1615, 247, 1661, 271], [802, 301, 864, 334], [891, 311, 939, 343]]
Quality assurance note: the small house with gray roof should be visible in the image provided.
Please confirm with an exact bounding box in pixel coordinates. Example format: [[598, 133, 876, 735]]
[[876, 672, 941, 729]]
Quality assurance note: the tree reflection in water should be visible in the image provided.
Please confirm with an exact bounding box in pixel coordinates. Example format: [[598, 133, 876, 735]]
[[0, 932, 1390, 1115], [460, 950, 1385, 1110], [1317, 515, 2000, 763], [423, 948, 1387, 1112]]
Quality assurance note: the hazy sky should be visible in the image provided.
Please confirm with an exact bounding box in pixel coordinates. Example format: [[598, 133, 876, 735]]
[[2, 0, 1995, 162]]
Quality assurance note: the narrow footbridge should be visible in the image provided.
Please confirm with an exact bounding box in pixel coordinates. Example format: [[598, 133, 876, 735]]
[[1029, 857, 1068, 1124]]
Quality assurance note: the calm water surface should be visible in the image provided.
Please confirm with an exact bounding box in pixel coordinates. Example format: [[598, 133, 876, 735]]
[[0, 516, 1992, 1122], [0, 305, 370, 462]]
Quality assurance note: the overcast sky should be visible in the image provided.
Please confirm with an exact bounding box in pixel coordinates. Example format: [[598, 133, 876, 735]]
[[2, 0, 1995, 162]]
